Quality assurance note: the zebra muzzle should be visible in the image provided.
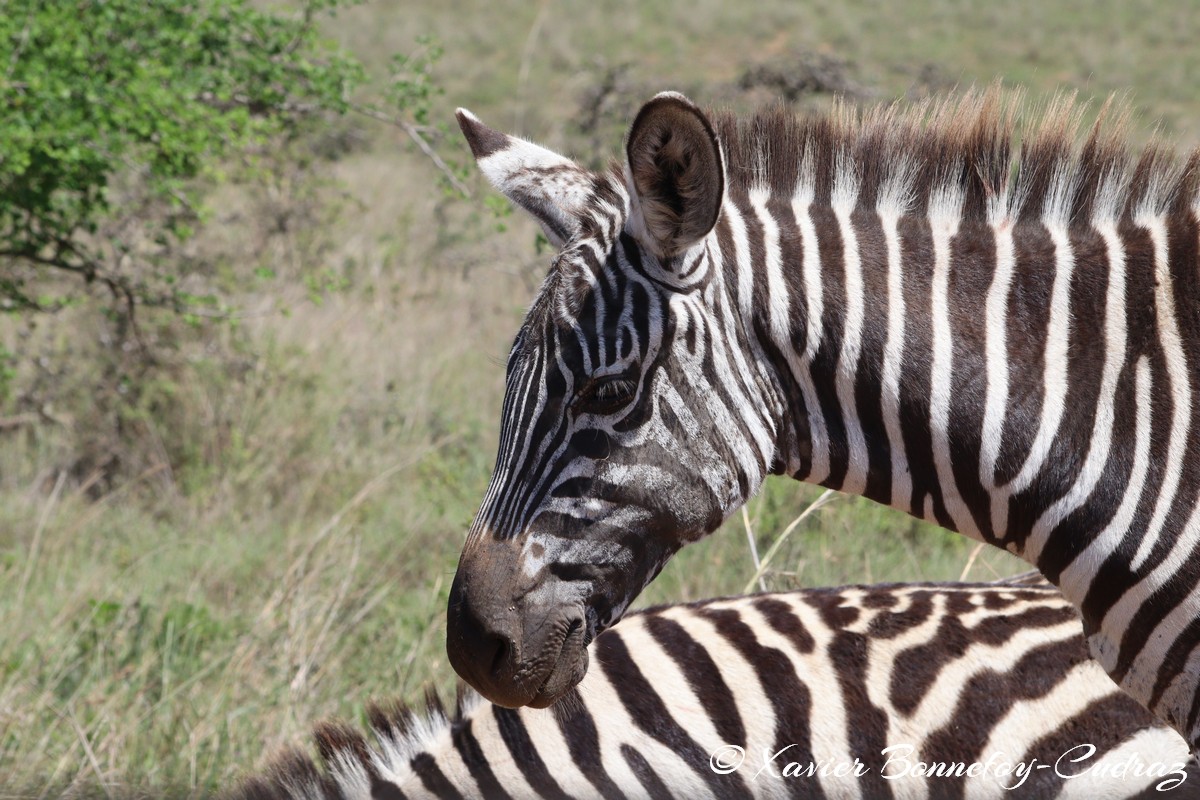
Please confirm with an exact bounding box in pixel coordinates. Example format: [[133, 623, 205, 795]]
[[446, 538, 591, 708]]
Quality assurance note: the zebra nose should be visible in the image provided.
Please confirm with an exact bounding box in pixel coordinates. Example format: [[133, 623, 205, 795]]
[[446, 558, 532, 707], [447, 591, 514, 686]]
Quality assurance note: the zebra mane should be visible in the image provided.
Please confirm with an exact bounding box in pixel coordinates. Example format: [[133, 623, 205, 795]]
[[227, 687, 486, 800], [711, 84, 1200, 226]]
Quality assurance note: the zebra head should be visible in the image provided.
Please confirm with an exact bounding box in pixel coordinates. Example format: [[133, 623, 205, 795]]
[[447, 94, 779, 708]]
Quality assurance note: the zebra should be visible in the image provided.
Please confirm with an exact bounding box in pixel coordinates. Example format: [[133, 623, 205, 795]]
[[443, 87, 1200, 754], [237, 577, 1196, 800]]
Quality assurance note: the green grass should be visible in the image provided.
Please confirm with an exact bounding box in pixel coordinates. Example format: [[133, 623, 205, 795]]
[[2, 0, 1199, 795]]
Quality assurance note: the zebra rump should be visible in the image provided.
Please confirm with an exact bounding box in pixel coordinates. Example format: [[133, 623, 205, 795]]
[[232, 577, 1197, 800]]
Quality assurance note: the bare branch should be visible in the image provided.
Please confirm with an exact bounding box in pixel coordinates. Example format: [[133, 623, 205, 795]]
[[353, 105, 471, 197], [0, 413, 40, 430]]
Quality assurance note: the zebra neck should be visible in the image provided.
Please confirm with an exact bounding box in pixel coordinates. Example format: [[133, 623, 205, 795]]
[[721, 192, 1191, 548], [727, 197, 1105, 543], [723, 190, 1200, 746]]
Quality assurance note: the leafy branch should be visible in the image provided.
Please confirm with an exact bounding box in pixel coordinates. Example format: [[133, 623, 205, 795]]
[[0, 0, 457, 323]]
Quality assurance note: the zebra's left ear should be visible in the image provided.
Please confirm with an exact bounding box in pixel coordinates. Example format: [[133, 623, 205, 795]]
[[456, 108, 594, 248], [625, 92, 725, 259]]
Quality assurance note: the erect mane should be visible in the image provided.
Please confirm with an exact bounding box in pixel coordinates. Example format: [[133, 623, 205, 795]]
[[712, 84, 1200, 226], [227, 687, 484, 800]]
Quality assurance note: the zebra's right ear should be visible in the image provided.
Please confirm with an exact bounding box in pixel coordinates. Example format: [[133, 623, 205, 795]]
[[624, 92, 725, 259], [456, 108, 593, 248]]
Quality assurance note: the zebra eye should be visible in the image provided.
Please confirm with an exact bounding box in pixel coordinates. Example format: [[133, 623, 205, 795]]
[[574, 376, 638, 415]]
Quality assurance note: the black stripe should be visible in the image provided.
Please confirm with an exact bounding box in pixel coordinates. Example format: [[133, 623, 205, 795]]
[[551, 689, 627, 800], [1157, 612, 1200, 726], [410, 752, 467, 800], [753, 597, 815, 653], [849, 209, 894, 504], [596, 627, 751, 798], [371, 778, 409, 800], [894, 216, 947, 524], [1019, 693, 1165, 799], [917, 636, 1090, 800], [993, 220, 1054, 488], [757, 194, 813, 476], [1034, 352, 1141, 583], [807, 204, 851, 490], [698, 606, 826, 800], [642, 615, 747, 746], [944, 220, 995, 540], [492, 706, 572, 800], [828, 627, 894, 800], [450, 717, 513, 800], [620, 744, 681, 800], [891, 597, 1077, 715]]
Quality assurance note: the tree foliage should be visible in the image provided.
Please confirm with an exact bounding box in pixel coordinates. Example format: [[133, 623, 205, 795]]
[[0, 0, 365, 316]]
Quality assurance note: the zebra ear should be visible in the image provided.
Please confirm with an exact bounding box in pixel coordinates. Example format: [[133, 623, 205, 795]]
[[625, 92, 725, 259], [456, 108, 593, 248]]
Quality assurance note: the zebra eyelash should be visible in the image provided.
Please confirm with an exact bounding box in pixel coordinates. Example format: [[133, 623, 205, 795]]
[[573, 375, 639, 416]]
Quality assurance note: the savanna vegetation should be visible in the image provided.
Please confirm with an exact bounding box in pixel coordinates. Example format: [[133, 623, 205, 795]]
[[2, 1, 1198, 796]]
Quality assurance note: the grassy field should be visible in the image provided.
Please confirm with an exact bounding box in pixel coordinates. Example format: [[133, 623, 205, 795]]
[[2, 0, 1200, 796]]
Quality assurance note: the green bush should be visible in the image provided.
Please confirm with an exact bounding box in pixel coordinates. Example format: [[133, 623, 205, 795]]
[[0, 0, 363, 316]]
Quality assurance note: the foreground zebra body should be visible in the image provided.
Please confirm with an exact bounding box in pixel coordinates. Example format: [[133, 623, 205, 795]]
[[240, 579, 1195, 799], [444, 88, 1200, 750]]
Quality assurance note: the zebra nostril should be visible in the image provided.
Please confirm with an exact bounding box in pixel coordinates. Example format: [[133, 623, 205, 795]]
[[488, 634, 511, 678]]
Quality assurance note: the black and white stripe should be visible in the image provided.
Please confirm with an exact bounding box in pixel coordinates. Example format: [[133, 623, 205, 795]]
[[446, 89, 1200, 750], [240, 578, 1195, 799]]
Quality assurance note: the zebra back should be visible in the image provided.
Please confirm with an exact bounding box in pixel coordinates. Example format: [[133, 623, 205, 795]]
[[231, 580, 1196, 800]]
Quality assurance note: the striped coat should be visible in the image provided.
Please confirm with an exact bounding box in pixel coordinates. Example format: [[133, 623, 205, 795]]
[[238, 578, 1195, 799], [444, 88, 1200, 752]]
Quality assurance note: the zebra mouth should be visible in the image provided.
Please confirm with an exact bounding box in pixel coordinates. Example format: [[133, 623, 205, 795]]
[[527, 617, 589, 708]]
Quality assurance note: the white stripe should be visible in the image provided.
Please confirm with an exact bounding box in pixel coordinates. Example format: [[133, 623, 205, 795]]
[[1100, 216, 1200, 719], [927, 183, 975, 536], [1158, 636, 1200, 744], [863, 592, 944, 739], [517, 703, 596, 794], [569, 634, 701, 797], [749, 188, 805, 477], [1058, 727, 1192, 799], [979, 218, 1014, 507], [1113, 496, 1200, 713], [592, 267, 608, 367], [979, 659, 1118, 784], [482, 350, 553, 531], [908, 612, 1083, 741], [725, 198, 758, 324], [878, 208, 912, 511], [511, 340, 578, 528], [745, 598, 863, 800], [667, 296, 765, 511], [1024, 219, 1128, 564], [716, 203, 780, 479], [659, 607, 777, 797], [649, 378, 741, 502], [1003, 218, 1075, 496], [1069, 356, 1153, 670], [794, 177, 831, 484], [832, 176, 868, 496], [1129, 214, 1190, 570]]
